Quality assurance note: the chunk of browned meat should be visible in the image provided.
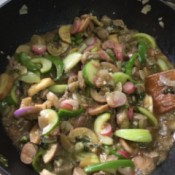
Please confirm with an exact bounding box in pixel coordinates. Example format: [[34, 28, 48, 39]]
[[145, 70, 175, 114]]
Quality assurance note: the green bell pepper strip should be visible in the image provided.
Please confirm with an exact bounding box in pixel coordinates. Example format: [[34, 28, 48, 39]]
[[138, 40, 147, 63], [125, 53, 138, 76], [84, 159, 134, 173], [58, 108, 84, 118], [47, 55, 64, 80], [137, 106, 158, 126], [32, 149, 45, 173], [15, 52, 40, 72]]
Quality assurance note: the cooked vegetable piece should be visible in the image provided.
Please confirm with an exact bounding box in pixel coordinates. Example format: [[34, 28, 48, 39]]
[[5, 85, 18, 105], [84, 159, 134, 173], [94, 113, 113, 145], [115, 129, 152, 142], [138, 40, 147, 63], [15, 52, 40, 72], [68, 127, 99, 144], [31, 57, 52, 73], [137, 106, 158, 126], [58, 108, 83, 118], [133, 33, 156, 49], [47, 56, 64, 80], [112, 72, 132, 84], [38, 109, 59, 136], [76, 152, 100, 168], [19, 72, 41, 83], [58, 25, 71, 44], [125, 53, 138, 76], [48, 84, 67, 94], [63, 52, 82, 72], [82, 60, 100, 87]]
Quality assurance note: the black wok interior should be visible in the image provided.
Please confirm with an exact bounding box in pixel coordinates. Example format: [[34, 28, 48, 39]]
[[0, 0, 175, 174]]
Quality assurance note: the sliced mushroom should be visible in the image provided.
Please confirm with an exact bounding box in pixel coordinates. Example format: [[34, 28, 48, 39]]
[[68, 127, 99, 144], [28, 78, 54, 97], [58, 25, 71, 44], [40, 169, 56, 175], [20, 97, 32, 108], [88, 104, 109, 116], [119, 139, 137, 155], [29, 124, 41, 144], [78, 71, 86, 89], [79, 16, 91, 32], [20, 142, 37, 164], [90, 88, 106, 103], [132, 155, 155, 175], [15, 44, 31, 54], [95, 27, 109, 40], [47, 41, 69, 56], [43, 143, 58, 163], [101, 62, 118, 72], [68, 81, 79, 92], [73, 167, 87, 175], [60, 134, 74, 153], [116, 109, 129, 128], [143, 94, 153, 112]]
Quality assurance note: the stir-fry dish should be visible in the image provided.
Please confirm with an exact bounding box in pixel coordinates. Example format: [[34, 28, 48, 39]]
[[1, 14, 175, 175]]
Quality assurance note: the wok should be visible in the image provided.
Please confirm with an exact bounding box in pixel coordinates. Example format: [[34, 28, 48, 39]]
[[0, 0, 175, 174]]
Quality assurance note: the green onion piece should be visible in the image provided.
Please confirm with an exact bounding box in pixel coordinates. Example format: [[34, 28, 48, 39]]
[[138, 40, 147, 63], [137, 106, 158, 126], [115, 129, 152, 142], [84, 159, 134, 173], [125, 53, 138, 76]]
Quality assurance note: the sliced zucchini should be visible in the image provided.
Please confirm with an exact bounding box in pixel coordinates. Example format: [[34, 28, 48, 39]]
[[19, 72, 41, 84], [115, 129, 152, 142], [94, 113, 113, 145], [63, 52, 82, 72], [133, 33, 156, 49], [82, 60, 100, 87], [5, 86, 18, 105], [38, 109, 59, 136], [31, 57, 52, 73], [112, 72, 132, 85]]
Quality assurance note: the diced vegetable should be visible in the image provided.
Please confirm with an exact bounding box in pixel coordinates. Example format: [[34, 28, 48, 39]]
[[38, 109, 59, 136], [133, 33, 156, 49], [48, 84, 67, 94], [138, 40, 147, 63], [94, 113, 113, 145], [19, 72, 41, 84], [137, 106, 158, 126], [58, 108, 83, 118], [32, 148, 45, 172], [82, 60, 100, 87], [76, 152, 100, 168], [115, 129, 152, 142], [63, 52, 82, 72], [15, 52, 40, 72], [112, 72, 132, 84], [68, 127, 99, 144], [5, 86, 18, 105], [31, 57, 52, 73], [125, 53, 138, 76], [58, 25, 71, 44], [47, 56, 64, 80], [84, 159, 134, 173]]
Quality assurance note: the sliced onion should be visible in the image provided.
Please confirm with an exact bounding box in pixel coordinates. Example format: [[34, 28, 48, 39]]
[[127, 107, 134, 121], [14, 106, 42, 117], [59, 99, 79, 110], [85, 37, 96, 46], [106, 91, 128, 108], [159, 74, 175, 87], [31, 44, 47, 55], [117, 150, 130, 158]]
